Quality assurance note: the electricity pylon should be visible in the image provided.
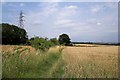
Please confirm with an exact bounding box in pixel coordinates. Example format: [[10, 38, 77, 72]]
[[19, 11, 24, 29]]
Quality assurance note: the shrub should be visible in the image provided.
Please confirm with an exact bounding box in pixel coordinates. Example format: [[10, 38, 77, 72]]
[[29, 37, 58, 51]]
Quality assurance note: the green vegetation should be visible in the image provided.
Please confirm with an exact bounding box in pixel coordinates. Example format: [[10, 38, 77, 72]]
[[58, 34, 71, 46], [1, 23, 28, 45], [2, 46, 65, 78], [29, 37, 59, 51]]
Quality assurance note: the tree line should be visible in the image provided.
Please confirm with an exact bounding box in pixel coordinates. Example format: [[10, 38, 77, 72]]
[[1, 23, 71, 50]]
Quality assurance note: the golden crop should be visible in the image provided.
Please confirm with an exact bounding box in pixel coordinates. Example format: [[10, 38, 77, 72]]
[[62, 44, 118, 78]]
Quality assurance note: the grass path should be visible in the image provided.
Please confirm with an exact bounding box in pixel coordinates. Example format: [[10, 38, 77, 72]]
[[2, 46, 65, 78], [62, 45, 118, 78]]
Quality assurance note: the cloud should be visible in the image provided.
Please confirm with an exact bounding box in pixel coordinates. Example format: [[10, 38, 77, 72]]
[[54, 5, 78, 28], [20, 3, 24, 7], [66, 5, 78, 9], [27, 3, 79, 28], [91, 8, 100, 13], [57, 5, 78, 19], [55, 19, 73, 25], [96, 22, 102, 25], [90, 3, 117, 13], [91, 5, 102, 13]]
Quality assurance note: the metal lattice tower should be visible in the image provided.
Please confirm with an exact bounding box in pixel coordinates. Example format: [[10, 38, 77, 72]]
[[19, 11, 24, 29]]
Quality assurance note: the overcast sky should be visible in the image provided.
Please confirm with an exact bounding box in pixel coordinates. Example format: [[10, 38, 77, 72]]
[[2, 2, 118, 43]]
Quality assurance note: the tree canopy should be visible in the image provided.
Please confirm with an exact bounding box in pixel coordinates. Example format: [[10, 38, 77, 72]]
[[1, 23, 28, 45], [58, 34, 71, 46]]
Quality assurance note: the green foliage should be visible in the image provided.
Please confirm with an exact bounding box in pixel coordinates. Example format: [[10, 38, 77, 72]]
[[50, 38, 59, 45], [29, 37, 58, 51], [58, 34, 71, 46], [1, 23, 28, 45]]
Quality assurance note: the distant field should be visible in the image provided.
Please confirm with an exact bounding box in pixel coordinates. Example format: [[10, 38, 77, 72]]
[[1, 44, 119, 78]]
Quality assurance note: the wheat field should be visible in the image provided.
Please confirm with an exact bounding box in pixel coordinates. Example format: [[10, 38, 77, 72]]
[[1, 44, 119, 78], [62, 44, 118, 78]]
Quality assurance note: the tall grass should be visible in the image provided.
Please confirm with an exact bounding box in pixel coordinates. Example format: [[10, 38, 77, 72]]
[[2, 46, 65, 78]]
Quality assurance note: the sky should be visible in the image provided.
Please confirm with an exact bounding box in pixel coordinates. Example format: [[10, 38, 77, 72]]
[[1, 2, 118, 43]]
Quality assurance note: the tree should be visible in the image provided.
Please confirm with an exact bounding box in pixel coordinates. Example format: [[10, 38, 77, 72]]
[[58, 34, 71, 46], [50, 38, 59, 45], [1, 23, 28, 45]]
